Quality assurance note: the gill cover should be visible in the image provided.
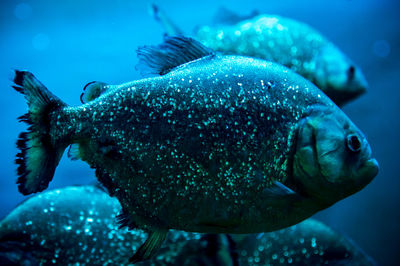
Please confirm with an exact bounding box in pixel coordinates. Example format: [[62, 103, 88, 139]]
[[294, 109, 346, 183]]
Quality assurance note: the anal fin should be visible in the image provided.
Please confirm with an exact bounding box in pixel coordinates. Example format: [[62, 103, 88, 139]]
[[130, 229, 168, 263]]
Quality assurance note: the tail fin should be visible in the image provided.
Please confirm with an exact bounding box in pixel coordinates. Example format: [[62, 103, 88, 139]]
[[13, 70, 67, 195]]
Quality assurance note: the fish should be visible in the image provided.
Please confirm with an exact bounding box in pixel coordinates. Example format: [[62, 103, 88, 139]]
[[235, 219, 377, 266], [151, 5, 369, 106], [0, 185, 376, 265], [12, 36, 379, 262], [0, 185, 201, 265]]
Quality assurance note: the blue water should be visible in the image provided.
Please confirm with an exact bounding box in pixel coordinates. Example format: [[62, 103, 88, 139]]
[[0, 0, 399, 265]]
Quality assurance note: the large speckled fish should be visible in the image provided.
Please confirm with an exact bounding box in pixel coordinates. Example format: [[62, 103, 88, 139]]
[[12, 36, 378, 262], [151, 6, 368, 106], [0, 185, 376, 265]]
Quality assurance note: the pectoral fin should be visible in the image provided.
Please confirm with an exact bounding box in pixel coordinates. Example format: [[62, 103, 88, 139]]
[[130, 229, 168, 263], [262, 181, 305, 209], [80, 81, 109, 104], [263, 181, 296, 197], [260, 181, 305, 210]]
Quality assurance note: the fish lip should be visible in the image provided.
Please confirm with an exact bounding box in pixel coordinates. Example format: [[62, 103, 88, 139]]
[[353, 86, 367, 98], [336, 88, 366, 106], [356, 158, 379, 186], [356, 72, 369, 94], [365, 158, 379, 176]]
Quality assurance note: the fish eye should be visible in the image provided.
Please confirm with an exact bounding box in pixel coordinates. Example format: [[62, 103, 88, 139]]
[[347, 65, 355, 80], [346, 134, 361, 153]]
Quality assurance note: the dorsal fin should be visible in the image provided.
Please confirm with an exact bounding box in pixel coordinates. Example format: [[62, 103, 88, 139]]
[[212, 7, 259, 25], [136, 35, 215, 76], [149, 4, 184, 36], [80, 81, 109, 104]]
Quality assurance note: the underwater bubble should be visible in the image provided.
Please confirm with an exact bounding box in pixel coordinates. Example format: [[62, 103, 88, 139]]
[[14, 3, 32, 20], [32, 33, 50, 51], [373, 40, 390, 58]]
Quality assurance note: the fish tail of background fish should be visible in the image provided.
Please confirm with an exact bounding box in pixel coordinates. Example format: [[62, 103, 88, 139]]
[[12, 70, 69, 196]]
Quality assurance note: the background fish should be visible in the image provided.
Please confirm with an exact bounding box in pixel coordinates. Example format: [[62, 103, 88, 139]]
[[233, 219, 376, 266], [12, 36, 378, 262], [151, 5, 368, 106], [0, 185, 376, 265], [0, 185, 199, 265]]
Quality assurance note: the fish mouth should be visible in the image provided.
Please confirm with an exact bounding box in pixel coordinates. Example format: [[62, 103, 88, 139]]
[[356, 158, 379, 187]]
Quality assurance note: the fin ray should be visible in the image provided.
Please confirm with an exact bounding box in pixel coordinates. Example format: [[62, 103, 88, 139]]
[[130, 229, 168, 263], [263, 181, 296, 196], [136, 35, 215, 76], [67, 144, 81, 160], [13, 70, 68, 195], [116, 207, 139, 230]]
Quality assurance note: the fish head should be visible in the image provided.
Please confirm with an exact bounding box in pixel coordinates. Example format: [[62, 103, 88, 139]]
[[292, 105, 379, 205], [314, 44, 368, 106]]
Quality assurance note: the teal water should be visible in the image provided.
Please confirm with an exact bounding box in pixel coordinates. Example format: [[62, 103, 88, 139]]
[[0, 0, 398, 265]]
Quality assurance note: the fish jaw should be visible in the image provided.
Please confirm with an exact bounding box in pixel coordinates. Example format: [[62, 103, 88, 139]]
[[354, 158, 379, 189]]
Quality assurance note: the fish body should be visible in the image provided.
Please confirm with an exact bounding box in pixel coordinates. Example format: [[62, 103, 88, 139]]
[[62, 55, 324, 234], [0, 185, 376, 265], [152, 7, 368, 106], [13, 36, 378, 262]]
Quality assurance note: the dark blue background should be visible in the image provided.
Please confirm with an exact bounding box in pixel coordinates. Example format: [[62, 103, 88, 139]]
[[1, 0, 398, 265]]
